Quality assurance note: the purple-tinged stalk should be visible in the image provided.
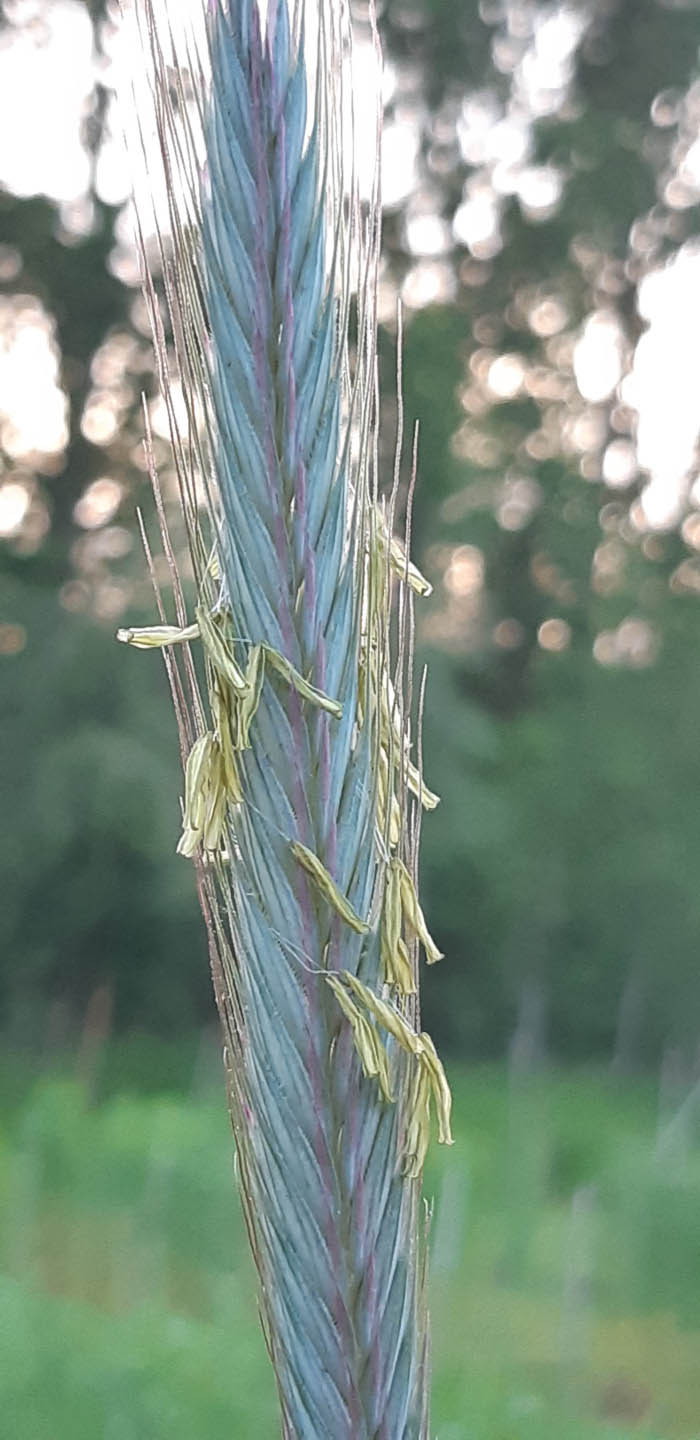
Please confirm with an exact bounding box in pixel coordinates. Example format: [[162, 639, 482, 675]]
[[119, 2, 451, 1434]]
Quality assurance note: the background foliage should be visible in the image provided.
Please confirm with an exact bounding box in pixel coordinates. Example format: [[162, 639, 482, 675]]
[[4, 1056, 700, 1438], [2, 0, 700, 1067]]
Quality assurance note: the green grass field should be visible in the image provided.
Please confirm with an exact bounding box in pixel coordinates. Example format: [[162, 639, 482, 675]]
[[1, 1042, 699, 1438]]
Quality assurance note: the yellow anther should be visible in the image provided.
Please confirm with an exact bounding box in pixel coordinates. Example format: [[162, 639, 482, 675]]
[[328, 971, 453, 1173], [197, 606, 249, 693], [397, 861, 443, 965], [340, 972, 424, 1056], [418, 1033, 453, 1147], [326, 976, 393, 1104], [378, 745, 401, 849], [389, 534, 432, 596], [291, 843, 370, 934], [177, 731, 230, 857], [237, 645, 265, 745], [403, 1064, 432, 1179], [406, 760, 440, 811], [263, 647, 342, 718], [116, 622, 199, 648], [381, 860, 416, 995], [371, 504, 432, 598]]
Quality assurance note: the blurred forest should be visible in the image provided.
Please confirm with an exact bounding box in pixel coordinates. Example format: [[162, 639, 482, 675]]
[[3, 0, 700, 1069]]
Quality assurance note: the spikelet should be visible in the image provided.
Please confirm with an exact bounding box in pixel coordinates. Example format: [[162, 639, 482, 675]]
[[120, 2, 450, 1434]]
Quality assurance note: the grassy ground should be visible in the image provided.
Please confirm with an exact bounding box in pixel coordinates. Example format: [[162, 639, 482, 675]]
[[1, 1041, 699, 1438]]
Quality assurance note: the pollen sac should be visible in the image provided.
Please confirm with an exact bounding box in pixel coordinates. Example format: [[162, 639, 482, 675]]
[[197, 606, 250, 693], [326, 975, 394, 1105], [116, 621, 200, 648], [389, 534, 432, 597], [398, 861, 444, 965], [263, 646, 342, 718], [291, 842, 369, 933], [381, 860, 416, 995], [177, 731, 231, 857]]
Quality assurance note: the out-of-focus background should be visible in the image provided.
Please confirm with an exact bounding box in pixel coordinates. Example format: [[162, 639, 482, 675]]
[[3, 0, 700, 1434]]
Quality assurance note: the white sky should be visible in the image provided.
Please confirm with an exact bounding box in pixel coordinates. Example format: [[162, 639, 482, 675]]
[[0, 0, 93, 204]]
